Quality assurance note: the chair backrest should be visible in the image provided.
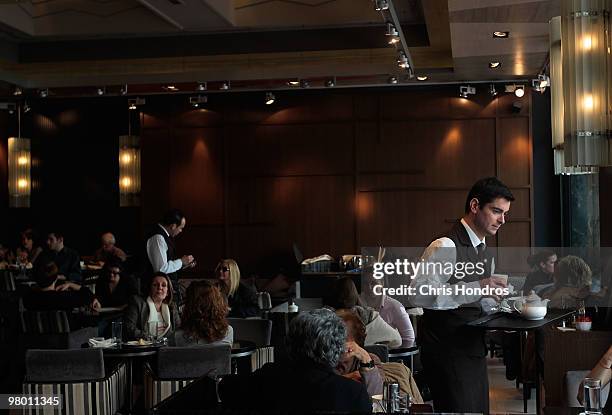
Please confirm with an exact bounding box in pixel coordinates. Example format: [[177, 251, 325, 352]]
[[156, 345, 231, 380], [227, 318, 272, 347], [25, 348, 105, 382], [0, 271, 16, 292], [365, 344, 389, 363], [20, 310, 71, 333], [565, 370, 610, 407], [257, 292, 272, 310]]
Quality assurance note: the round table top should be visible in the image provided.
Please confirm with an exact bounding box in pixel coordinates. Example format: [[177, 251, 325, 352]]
[[98, 340, 166, 357], [231, 340, 257, 358], [388, 345, 420, 358]]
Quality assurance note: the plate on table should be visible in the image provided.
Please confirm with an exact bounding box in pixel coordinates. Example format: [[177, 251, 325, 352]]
[[125, 340, 154, 347]]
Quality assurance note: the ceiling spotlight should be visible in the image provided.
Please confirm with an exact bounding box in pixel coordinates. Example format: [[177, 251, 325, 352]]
[[96, 87, 106, 96], [325, 78, 336, 88], [388, 76, 398, 84], [416, 75, 428, 81], [374, 0, 389, 11], [300, 79, 310, 88], [23, 102, 31, 113], [493, 31, 510, 38], [459, 85, 476, 98], [128, 97, 145, 110], [386, 22, 400, 44], [189, 95, 207, 108], [514, 85, 525, 97], [120, 84, 128, 96], [163, 85, 179, 92], [196, 82, 207, 91], [219, 81, 230, 90], [489, 61, 501, 69], [13, 87, 22, 96], [489, 84, 498, 96], [287, 79, 300, 86], [397, 52, 409, 69], [265, 92, 275, 105], [537, 74, 550, 88], [39, 88, 48, 98]]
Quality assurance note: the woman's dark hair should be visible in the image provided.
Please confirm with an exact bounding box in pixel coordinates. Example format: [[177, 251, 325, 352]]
[[324, 277, 363, 310], [161, 209, 185, 226], [336, 308, 367, 346], [21, 228, 37, 242], [527, 250, 556, 268], [464, 177, 515, 213], [101, 260, 124, 282], [181, 279, 229, 343], [150, 272, 173, 305], [36, 262, 59, 288]]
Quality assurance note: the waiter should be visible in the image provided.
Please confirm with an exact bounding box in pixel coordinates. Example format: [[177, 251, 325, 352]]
[[410, 177, 513, 413], [145, 209, 195, 305]]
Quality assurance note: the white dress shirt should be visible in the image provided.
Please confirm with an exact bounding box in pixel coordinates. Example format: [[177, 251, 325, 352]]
[[146, 224, 182, 274], [409, 219, 495, 310]]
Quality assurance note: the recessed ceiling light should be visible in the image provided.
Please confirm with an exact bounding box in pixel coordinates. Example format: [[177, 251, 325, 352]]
[[493, 31, 509, 38], [325, 78, 336, 87], [388, 76, 398, 84], [164, 85, 179, 92], [96, 87, 106, 96], [39, 89, 48, 98], [287, 79, 300, 86], [489, 61, 501, 69], [196, 82, 207, 91], [13, 87, 22, 96], [416, 76, 428, 81], [514, 85, 525, 97]]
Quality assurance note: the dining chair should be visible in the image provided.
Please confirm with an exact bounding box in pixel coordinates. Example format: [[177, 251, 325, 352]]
[[143, 344, 231, 410], [23, 348, 127, 415], [19, 310, 97, 349], [227, 317, 274, 371]]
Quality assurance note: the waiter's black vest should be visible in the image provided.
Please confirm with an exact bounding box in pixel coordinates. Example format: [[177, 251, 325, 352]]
[[421, 221, 493, 357], [145, 225, 178, 282]]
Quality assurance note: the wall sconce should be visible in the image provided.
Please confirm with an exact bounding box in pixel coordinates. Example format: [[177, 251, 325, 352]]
[[549, 4, 612, 173], [119, 135, 140, 206], [8, 105, 31, 208], [8, 136, 31, 208]]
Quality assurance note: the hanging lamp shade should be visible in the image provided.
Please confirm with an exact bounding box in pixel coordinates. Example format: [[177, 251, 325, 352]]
[[553, 0, 612, 173], [8, 136, 31, 207], [118, 135, 140, 207]]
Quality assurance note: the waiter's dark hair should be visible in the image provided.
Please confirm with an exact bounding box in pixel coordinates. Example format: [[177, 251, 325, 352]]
[[160, 209, 185, 226], [464, 177, 515, 213]]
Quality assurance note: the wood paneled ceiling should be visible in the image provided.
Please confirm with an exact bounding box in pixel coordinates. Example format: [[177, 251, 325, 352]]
[[0, 0, 559, 92]]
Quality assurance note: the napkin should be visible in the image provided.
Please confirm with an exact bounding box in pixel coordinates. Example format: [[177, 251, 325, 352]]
[[556, 326, 576, 332], [88, 338, 117, 348]]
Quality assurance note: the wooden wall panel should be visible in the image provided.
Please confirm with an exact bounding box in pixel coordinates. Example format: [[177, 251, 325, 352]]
[[228, 175, 355, 261], [357, 189, 466, 247], [226, 123, 354, 177], [498, 117, 531, 186], [141, 128, 171, 225], [168, 127, 224, 224], [357, 119, 496, 188], [495, 222, 533, 273]]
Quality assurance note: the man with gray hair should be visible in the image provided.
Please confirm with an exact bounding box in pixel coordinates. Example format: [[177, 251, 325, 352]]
[[94, 232, 127, 264], [223, 309, 372, 413]]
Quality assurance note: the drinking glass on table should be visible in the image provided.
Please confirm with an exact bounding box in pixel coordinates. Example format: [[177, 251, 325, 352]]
[[584, 378, 602, 414], [111, 321, 123, 344], [148, 321, 161, 342]]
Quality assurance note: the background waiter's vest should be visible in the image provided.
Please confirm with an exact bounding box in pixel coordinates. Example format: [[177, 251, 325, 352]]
[[421, 221, 493, 357], [144, 225, 179, 291]]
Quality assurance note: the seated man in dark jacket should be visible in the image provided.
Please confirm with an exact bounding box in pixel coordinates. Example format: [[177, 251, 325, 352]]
[[221, 309, 372, 413], [23, 262, 96, 312], [35, 231, 82, 282]]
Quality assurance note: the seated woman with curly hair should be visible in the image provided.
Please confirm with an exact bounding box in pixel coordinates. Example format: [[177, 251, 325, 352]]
[[174, 279, 233, 346]]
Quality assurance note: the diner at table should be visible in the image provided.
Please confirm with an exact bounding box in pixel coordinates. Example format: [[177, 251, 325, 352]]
[[93, 260, 138, 308]]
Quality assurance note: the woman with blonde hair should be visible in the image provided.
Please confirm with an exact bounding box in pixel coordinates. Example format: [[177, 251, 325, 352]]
[[216, 259, 259, 317]]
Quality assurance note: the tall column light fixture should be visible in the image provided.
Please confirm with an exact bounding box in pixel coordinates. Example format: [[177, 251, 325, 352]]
[[551, 1, 612, 174], [119, 110, 140, 206], [8, 105, 31, 207]]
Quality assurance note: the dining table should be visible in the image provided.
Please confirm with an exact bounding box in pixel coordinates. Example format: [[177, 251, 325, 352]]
[[98, 339, 167, 413], [467, 309, 575, 415]]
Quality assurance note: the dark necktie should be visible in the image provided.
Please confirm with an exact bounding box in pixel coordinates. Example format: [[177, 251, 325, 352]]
[[476, 242, 486, 260]]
